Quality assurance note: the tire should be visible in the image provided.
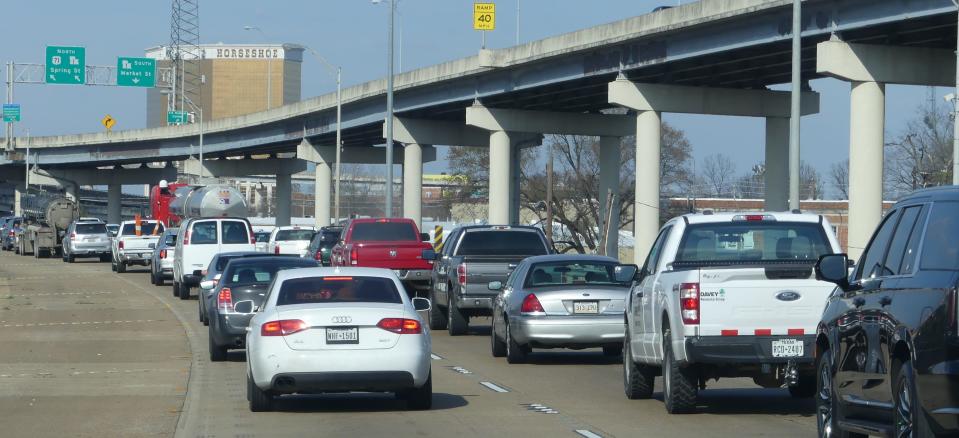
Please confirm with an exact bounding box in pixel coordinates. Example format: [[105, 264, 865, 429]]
[[603, 345, 623, 357], [447, 296, 468, 336], [99, 254, 110, 263], [155, 274, 165, 287], [149, 269, 157, 285], [172, 281, 180, 297], [815, 349, 866, 438], [623, 335, 655, 400], [505, 322, 528, 364], [662, 330, 697, 414], [491, 320, 507, 357], [208, 324, 228, 362], [247, 373, 274, 412], [894, 359, 934, 438], [179, 283, 191, 300], [67, 254, 75, 263], [116, 261, 126, 273], [428, 290, 448, 330], [789, 374, 816, 398], [403, 372, 433, 410]]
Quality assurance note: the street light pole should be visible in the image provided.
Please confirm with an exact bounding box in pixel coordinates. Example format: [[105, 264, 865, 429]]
[[953, 0, 959, 184], [335, 66, 342, 222], [384, 0, 396, 217], [788, 0, 802, 209]]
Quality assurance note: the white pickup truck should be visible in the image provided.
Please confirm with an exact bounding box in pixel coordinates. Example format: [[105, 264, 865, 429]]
[[265, 225, 315, 257], [112, 220, 166, 273], [616, 212, 841, 414]]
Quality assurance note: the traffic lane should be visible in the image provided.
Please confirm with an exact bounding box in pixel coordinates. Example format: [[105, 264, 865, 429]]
[[430, 320, 817, 438], [0, 251, 189, 438]]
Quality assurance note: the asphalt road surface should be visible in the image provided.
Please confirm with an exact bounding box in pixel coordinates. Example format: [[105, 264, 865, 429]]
[[0, 250, 818, 437]]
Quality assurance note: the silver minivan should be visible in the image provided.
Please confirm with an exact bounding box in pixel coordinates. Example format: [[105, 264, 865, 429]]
[[62, 220, 112, 263]]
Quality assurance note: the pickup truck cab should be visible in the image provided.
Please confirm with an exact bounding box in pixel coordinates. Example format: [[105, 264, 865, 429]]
[[330, 218, 434, 296], [173, 217, 256, 300], [618, 212, 841, 413], [112, 220, 165, 273], [428, 225, 552, 336], [266, 225, 316, 257]]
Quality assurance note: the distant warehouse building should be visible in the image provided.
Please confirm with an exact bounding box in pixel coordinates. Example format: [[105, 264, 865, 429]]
[[144, 43, 304, 128]]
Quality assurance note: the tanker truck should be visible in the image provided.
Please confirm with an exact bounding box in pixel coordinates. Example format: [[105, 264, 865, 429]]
[[17, 193, 79, 258], [167, 184, 249, 223]]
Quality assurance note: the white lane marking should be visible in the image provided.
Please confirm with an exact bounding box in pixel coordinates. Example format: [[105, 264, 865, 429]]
[[450, 366, 472, 374], [575, 430, 603, 438], [0, 319, 158, 328], [479, 381, 509, 393], [430, 353, 442, 360]]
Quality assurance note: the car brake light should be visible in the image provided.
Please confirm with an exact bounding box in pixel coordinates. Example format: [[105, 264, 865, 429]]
[[520, 293, 545, 314], [732, 214, 776, 222], [260, 319, 308, 336], [7, 231, 13, 237], [248, 224, 256, 244], [183, 229, 190, 245], [377, 318, 421, 334], [457, 264, 467, 286], [315, 250, 323, 261], [217, 287, 233, 312], [679, 283, 700, 324], [118, 240, 124, 250], [376, 218, 389, 223], [70, 232, 76, 239], [350, 247, 358, 265], [160, 249, 167, 259], [274, 245, 280, 255]]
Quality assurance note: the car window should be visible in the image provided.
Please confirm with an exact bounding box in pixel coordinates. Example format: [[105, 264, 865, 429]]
[[676, 221, 832, 265], [255, 232, 271, 243], [275, 229, 315, 241], [899, 207, 929, 274], [224, 263, 285, 286], [524, 261, 627, 287], [221, 221, 250, 244], [277, 276, 402, 305], [920, 201, 959, 271], [643, 226, 672, 275], [855, 210, 901, 281], [350, 222, 418, 241], [190, 221, 218, 245], [456, 231, 548, 256], [121, 222, 164, 236], [881, 206, 923, 277], [163, 233, 177, 246], [442, 230, 460, 256], [75, 223, 107, 234]]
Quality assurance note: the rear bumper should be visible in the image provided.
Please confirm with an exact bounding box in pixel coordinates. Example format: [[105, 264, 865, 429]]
[[69, 243, 111, 255], [269, 371, 416, 394], [454, 295, 493, 312], [119, 251, 153, 263], [684, 335, 816, 365], [211, 313, 254, 347], [393, 269, 432, 287], [512, 315, 624, 347]]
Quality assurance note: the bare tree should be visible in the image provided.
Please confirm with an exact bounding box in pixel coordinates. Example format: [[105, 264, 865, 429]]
[[800, 161, 825, 200], [701, 154, 737, 197], [830, 160, 849, 200], [885, 91, 954, 198]]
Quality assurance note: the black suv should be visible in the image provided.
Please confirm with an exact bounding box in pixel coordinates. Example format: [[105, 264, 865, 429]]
[[815, 187, 959, 437]]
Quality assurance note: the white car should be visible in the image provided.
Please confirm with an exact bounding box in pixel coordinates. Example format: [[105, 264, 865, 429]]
[[172, 217, 256, 300], [266, 226, 316, 256], [246, 267, 433, 412]]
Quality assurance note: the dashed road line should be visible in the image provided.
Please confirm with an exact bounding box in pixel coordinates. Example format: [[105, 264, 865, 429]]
[[523, 403, 560, 414], [449, 366, 472, 374], [0, 319, 160, 328], [574, 430, 604, 438], [480, 381, 510, 393], [430, 353, 443, 360], [5, 291, 114, 297]]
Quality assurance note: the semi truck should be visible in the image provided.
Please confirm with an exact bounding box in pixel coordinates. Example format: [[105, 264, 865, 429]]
[[17, 193, 79, 258]]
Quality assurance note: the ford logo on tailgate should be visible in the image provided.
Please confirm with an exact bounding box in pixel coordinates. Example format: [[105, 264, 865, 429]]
[[776, 291, 801, 302]]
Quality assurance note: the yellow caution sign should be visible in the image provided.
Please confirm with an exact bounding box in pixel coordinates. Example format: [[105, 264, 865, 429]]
[[101, 114, 116, 131], [473, 3, 495, 31], [433, 225, 444, 252]]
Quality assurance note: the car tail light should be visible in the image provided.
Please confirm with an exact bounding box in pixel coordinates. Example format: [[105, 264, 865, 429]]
[[274, 245, 280, 255], [732, 214, 776, 222], [217, 287, 233, 312], [457, 264, 467, 286], [118, 240, 124, 250], [183, 229, 190, 245], [260, 319, 308, 336], [7, 231, 13, 237], [315, 250, 323, 261], [520, 293, 545, 314], [70, 232, 76, 239], [159, 249, 167, 259], [350, 247, 358, 265], [679, 282, 700, 324], [248, 223, 256, 244], [377, 318, 422, 334]]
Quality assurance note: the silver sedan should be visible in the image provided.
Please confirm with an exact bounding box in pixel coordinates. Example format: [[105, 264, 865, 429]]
[[489, 254, 630, 364]]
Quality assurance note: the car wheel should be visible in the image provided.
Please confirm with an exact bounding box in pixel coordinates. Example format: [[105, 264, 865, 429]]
[[247, 373, 274, 412], [149, 269, 156, 285], [623, 335, 655, 400], [208, 324, 228, 362], [428, 290, 448, 330], [179, 283, 191, 300], [116, 261, 126, 273], [491, 319, 507, 357], [789, 374, 816, 398], [66, 254, 74, 263], [403, 371, 433, 411], [662, 329, 697, 414], [99, 254, 110, 263], [155, 274, 164, 286], [816, 349, 865, 438], [894, 359, 933, 438], [172, 281, 180, 297], [505, 322, 528, 364], [199, 299, 206, 323], [447, 296, 468, 336], [603, 345, 623, 357]]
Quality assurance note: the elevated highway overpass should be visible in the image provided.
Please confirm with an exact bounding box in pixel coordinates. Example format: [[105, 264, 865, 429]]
[[3, 0, 957, 261]]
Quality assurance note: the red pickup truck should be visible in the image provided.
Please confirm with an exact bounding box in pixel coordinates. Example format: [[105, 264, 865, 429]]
[[330, 218, 435, 296]]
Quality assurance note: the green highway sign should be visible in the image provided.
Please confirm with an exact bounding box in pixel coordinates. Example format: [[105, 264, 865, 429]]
[[117, 57, 156, 87], [46, 46, 86, 84], [167, 110, 189, 125], [2, 104, 21, 122]]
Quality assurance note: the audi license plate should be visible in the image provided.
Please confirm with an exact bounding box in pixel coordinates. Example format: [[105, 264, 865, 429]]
[[326, 327, 359, 344], [772, 339, 803, 357], [573, 301, 599, 314]]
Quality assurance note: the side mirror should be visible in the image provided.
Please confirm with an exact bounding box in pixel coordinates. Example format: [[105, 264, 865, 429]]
[[412, 297, 431, 311], [614, 264, 639, 283], [421, 249, 436, 261], [199, 280, 215, 290], [488, 281, 503, 291], [233, 300, 255, 314], [420, 233, 430, 242], [816, 254, 851, 291]]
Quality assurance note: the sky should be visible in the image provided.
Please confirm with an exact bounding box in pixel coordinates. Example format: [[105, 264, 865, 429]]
[[3, 0, 950, 197]]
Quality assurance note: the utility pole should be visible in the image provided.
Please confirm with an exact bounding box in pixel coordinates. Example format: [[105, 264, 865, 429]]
[[516, 0, 521, 45], [788, 0, 802, 209], [545, 142, 553, 243], [953, 0, 959, 184], [384, 0, 396, 217]]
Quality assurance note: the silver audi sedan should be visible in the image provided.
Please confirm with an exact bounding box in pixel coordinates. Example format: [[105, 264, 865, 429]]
[[489, 254, 630, 364]]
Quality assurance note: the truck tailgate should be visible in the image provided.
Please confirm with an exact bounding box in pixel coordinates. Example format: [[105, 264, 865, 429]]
[[120, 236, 160, 251], [695, 266, 833, 337], [355, 243, 430, 270], [462, 256, 526, 296]]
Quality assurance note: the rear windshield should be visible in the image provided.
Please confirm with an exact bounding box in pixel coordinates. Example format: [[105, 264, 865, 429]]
[[525, 261, 628, 288], [277, 276, 402, 305], [75, 223, 107, 234], [675, 221, 832, 266], [255, 232, 271, 243], [221, 221, 251, 244], [276, 229, 315, 241], [121, 222, 164, 236], [224, 260, 315, 286], [350, 222, 418, 241], [163, 233, 177, 246], [457, 231, 548, 256]]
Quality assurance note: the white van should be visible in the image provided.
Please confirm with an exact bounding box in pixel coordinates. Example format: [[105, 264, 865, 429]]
[[172, 217, 255, 300]]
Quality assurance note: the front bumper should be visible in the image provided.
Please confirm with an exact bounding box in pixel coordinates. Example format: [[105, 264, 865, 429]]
[[683, 335, 816, 365], [512, 315, 624, 347]]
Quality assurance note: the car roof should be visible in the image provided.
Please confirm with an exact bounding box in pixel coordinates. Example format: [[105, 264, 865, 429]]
[[216, 251, 266, 258], [523, 254, 619, 264], [894, 186, 959, 206], [274, 225, 315, 230], [274, 267, 399, 282], [680, 211, 822, 225], [225, 256, 317, 267], [457, 225, 542, 232]]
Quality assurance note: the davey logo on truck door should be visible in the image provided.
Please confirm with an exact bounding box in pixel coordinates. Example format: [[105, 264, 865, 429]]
[[700, 288, 726, 302]]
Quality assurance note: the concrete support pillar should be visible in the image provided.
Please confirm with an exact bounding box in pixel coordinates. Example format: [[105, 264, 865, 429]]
[[254, 186, 264, 218], [64, 183, 78, 202], [599, 136, 621, 258], [403, 143, 423, 228], [634, 111, 661, 265], [315, 160, 332, 227], [266, 184, 273, 217], [509, 143, 521, 225], [14, 184, 24, 216], [275, 174, 292, 227], [488, 130, 512, 225], [764, 117, 789, 211], [107, 184, 121, 224], [847, 81, 885, 259]]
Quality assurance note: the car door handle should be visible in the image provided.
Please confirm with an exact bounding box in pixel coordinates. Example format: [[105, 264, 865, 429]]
[[634, 291, 644, 298], [853, 297, 866, 308], [879, 296, 893, 307]]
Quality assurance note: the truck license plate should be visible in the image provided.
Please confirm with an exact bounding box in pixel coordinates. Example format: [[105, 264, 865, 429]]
[[772, 339, 803, 357], [326, 327, 359, 344], [573, 301, 599, 314]]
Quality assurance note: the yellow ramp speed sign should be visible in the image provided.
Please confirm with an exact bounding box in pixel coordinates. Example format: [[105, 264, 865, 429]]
[[474, 3, 495, 30]]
